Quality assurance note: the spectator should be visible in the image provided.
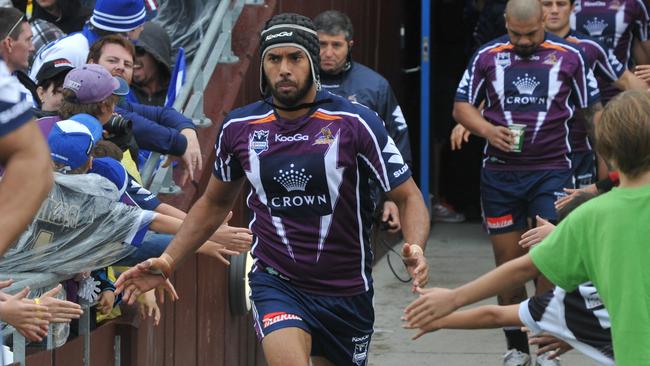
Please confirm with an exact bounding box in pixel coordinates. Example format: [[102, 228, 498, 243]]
[[314, 10, 428, 232], [0, 7, 38, 105], [31, 0, 92, 34], [29, 18, 64, 68], [452, 0, 602, 363], [30, 0, 146, 80], [33, 57, 73, 116], [86, 35, 201, 184], [132, 21, 172, 106]]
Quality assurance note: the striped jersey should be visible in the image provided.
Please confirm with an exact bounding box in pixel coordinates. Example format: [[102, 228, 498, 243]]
[[520, 282, 613, 365], [0, 60, 32, 137], [455, 33, 600, 170], [571, 0, 650, 101], [213, 91, 411, 295], [565, 31, 624, 152]]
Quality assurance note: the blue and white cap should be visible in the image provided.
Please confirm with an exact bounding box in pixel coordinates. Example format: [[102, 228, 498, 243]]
[[68, 114, 103, 143], [48, 120, 96, 172], [90, 0, 146, 33]]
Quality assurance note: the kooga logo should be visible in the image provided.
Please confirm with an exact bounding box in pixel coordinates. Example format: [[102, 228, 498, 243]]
[[265, 31, 293, 41], [276, 133, 308, 142]]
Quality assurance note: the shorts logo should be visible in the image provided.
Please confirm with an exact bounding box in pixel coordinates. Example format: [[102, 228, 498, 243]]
[[351, 335, 370, 365], [262, 312, 302, 328], [486, 214, 514, 229], [250, 130, 269, 155]]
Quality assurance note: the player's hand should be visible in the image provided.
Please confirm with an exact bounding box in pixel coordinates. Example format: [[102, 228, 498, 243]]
[[402, 243, 428, 291], [634, 64, 650, 86], [486, 125, 515, 152], [554, 185, 598, 211], [114, 256, 178, 305], [527, 331, 573, 359], [381, 201, 401, 233], [39, 284, 83, 322], [519, 216, 556, 249], [138, 290, 161, 326], [0, 287, 51, 341], [403, 287, 457, 330], [450, 124, 471, 151]]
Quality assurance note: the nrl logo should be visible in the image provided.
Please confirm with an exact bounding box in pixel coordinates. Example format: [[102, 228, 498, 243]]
[[250, 130, 269, 155]]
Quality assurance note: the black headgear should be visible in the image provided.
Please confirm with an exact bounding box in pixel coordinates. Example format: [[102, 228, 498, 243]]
[[259, 13, 321, 95]]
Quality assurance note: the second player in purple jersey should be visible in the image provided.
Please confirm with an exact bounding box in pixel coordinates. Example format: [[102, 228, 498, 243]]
[[565, 31, 624, 152], [455, 32, 600, 170], [214, 90, 411, 295], [571, 0, 650, 101]]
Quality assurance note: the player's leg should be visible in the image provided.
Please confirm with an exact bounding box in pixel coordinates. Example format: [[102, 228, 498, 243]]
[[528, 169, 573, 296], [481, 169, 531, 359], [249, 271, 315, 366], [311, 356, 335, 366], [262, 327, 311, 366]]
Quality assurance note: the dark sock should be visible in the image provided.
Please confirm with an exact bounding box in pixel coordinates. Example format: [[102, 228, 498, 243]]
[[504, 328, 530, 354]]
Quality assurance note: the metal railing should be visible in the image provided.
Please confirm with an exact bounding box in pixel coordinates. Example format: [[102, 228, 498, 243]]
[[141, 0, 250, 194]]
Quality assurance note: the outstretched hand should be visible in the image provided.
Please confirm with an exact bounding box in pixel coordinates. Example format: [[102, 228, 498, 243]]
[[0, 287, 50, 341], [114, 256, 179, 305], [39, 284, 83, 322], [402, 287, 457, 333], [519, 216, 555, 249], [402, 243, 428, 292]]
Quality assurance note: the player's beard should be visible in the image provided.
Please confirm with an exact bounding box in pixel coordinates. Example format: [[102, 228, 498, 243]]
[[269, 75, 314, 107], [514, 44, 538, 58]]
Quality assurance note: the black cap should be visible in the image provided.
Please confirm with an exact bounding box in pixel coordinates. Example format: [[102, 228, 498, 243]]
[[259, 13, 321, 94], [35, 58, 74, 86]]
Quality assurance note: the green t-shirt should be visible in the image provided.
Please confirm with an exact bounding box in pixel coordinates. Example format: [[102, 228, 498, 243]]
[[530, 183, 650, 366]]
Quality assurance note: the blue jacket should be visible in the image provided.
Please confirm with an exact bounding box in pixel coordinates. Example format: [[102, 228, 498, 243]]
[[320, 62, 412, 167], [115, 101, 195, 156]]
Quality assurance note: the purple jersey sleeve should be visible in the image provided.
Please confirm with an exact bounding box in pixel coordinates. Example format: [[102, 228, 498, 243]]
[[570, 50, 601, 109], [633, 0, 650, 41], [213, 121, 245, 182], [455, 47, 489, 106], [355, 107, 411, 192]]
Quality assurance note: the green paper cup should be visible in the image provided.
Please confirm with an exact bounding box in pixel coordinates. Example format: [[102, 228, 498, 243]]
[[509, 124, 526, 153]]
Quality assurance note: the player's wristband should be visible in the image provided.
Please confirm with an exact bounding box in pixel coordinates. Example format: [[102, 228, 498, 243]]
[[409, 245, 424, 256]]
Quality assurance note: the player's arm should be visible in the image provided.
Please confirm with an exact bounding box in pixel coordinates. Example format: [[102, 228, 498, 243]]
[[452, 102, 514, 152], [403, 254, 540, 329], [115, 176, 245, 303], [386, 178, 430, 288], [578, 102, 603, 141], [0, 121, 53, 256], [407, 304, 522, 340]]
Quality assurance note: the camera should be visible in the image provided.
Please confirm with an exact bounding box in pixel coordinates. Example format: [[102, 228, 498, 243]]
[[104, 114, 132, 138]]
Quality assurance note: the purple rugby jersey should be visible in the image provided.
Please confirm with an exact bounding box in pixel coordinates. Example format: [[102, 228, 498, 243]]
[[571, 0, 650, 101], [566, 31, 624, 152], [213, 91, 411, 296], [455, 33, 600, 171]]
